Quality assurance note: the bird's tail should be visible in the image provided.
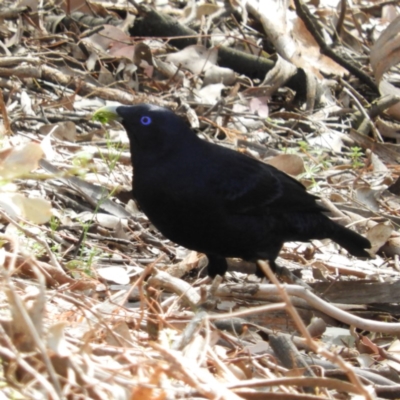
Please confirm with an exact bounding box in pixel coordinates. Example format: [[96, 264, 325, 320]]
[[329, 223, 371, 257]]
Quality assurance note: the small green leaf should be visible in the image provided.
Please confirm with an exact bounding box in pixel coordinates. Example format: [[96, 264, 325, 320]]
[[92, 106, 120, 124]]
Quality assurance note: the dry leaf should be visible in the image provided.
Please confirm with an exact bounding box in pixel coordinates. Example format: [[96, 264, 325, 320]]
[[356, 186, 382, 211], [97, 267, 130, 285], [182, 3, 220, 20], [12, 194, 52, 224], [0, 193, 52, 224], [203, 65, 236, 86], [47, 322, 70, 357], [367, 222, 393, 254], [83, 24, 132, 54], [261, 55, 297, 96], [249, 97, 270, 118], [105, 321, 134, 347], [196, 83, 225, 104], [380, 236, 400, 257], [95, 213, 127, 229], [166, 45, 218, 74], [308, 132, 343, 152], [266, 154, 305, 176], [0, 142, 43, 180], [247, 0, 347, 77], [370, 15, 400, 120], [40, 121, 78, 142]]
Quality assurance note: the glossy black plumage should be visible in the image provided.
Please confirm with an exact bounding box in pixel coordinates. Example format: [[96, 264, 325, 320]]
[[99, 104, 371, 277]]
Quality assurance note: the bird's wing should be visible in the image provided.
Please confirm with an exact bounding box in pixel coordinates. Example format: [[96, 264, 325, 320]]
[[211, 150, 323, 214]]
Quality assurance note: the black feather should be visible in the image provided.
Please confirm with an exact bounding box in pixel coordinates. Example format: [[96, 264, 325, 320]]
[[111, 104, 371, 277]]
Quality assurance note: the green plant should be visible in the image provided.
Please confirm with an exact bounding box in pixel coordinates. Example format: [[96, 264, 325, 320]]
[[50, 242, 61, 254], [284, 140, 332, 184], [100, 131, 124, 173], [298, 140, 310, 152], [77, 244, 103, 276], [12, 225, 47, 257], [65, 258, 96, 278], [76, 187, 117, 272], [298, 163, 322, 189], [49, 216, 60, 232], [78, 217, 98, 272], [350, 146, 364, 169]]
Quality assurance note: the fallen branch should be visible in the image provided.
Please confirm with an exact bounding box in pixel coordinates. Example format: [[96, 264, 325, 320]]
[[215, 281, 400, 334]]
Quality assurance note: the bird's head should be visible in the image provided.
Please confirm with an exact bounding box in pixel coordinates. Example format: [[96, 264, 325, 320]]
[[93, 104, 195, 160]]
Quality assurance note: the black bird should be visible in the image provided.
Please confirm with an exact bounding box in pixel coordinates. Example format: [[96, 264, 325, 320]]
[[94, 104, 371, 277]]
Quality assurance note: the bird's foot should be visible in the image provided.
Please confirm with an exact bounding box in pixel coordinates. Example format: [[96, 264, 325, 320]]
[[206, 254, 228, 278], [256, 260, 314, 290]]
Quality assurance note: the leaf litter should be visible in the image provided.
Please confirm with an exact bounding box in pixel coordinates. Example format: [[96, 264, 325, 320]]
[[0, 0, 400, 399]]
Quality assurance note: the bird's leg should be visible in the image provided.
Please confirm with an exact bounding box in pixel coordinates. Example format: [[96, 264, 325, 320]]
[[257, 259, 313, 288], [255, 259, 277, 278], [206, 254, 228, 277], [256, 259, 295, 282]]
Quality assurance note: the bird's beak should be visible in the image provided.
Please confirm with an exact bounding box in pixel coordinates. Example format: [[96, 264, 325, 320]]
[[92, 105, 121, 124]]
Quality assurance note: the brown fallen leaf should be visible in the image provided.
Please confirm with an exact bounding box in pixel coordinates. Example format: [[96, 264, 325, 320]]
[[0, 142, 43, 180], [265, 154, 305, 176]]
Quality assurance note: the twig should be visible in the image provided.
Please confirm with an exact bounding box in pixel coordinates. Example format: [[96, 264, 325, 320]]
[[293, 0, 378, 93], [0, 208, 64, 272], [0, 88, 11, 135], [333, 0, 346, 43], [1, 236, 63, 399], [0, 334, 59, 398], [257, 260, 375, 400], [343, 87, 383, 141], [227, 376, 360, 393], [150, 341, 244, 400], [216, 281, 400, 334]]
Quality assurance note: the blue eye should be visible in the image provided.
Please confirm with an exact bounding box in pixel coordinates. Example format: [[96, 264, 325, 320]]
[[140, 116, 152, 126]]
